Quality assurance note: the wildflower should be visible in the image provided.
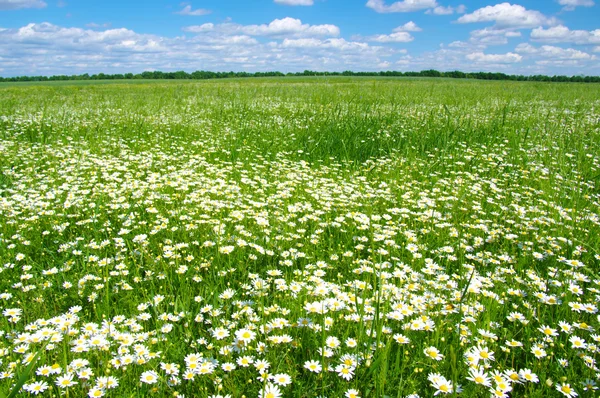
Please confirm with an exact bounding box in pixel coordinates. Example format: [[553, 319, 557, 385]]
[[56, 374, 77, 388], [304, 360, 322, 373], [518, 369, 539, 383], [23, 381, 49, 395], [531, 346, 547, 359], [569, 336, 587, 350], [140, 370, 159, 384], [582, 379, 598, 391], [237, 356, 254, 367], [424, 346, 444, 361], [345, 389, 360, 398], [88, 387, 105, 398], [335, 364, 355, 380], [466, 367, 491, 387], [271, 373, 292, 386], [259, 383, 281, 398], [325, 336, 340, 349], [221, 363, 236, 372], [235, 328, 256, 343], [538, 325, 558, 338], [556, 383, 578, 397], [472, 346, 495, 362], [393, 333, 410, 344]]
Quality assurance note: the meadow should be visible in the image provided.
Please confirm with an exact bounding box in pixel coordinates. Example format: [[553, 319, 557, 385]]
[[0, 77, 599, 398]]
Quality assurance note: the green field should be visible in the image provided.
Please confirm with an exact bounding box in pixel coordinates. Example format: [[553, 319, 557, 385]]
[[0, 77, 599, 398]]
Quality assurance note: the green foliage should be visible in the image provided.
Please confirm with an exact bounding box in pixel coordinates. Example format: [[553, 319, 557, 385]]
[[0, 78, 598, 398]]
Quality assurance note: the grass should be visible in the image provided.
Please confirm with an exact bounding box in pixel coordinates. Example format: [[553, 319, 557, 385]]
[[0, 77, 599, 398]]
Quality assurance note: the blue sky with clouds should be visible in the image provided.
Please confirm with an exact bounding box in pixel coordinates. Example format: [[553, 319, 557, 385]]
[[0, 0, 599, 76]]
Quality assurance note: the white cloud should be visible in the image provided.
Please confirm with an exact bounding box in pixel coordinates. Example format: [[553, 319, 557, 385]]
[[468, 27, 521, 45], [281, 38, 380, 52], [367, 31, 414, 42], [393, 21, 422, 32], [274, 0, 314, 5], [354, 22, 420, 43], [175, 5, 211, 16], [457, 3, 559, 29], [466, 51, 522, 63], [515, 43, 595, 60], [9, 23, 167, 52], [448, 40, 471, 48], [184, 23, 214, 33], [86, 22, 112, 29], [470, 27, 519, 38], [0, 0, 46, 10], [558, 0, 594, 11], [531, 25, 600, 44], [425, 5, 466, 15], [366, 0, 438, 13], [594, 46, 600, 52], [184, 17, 340, 38], [0, 22, 395, 76]]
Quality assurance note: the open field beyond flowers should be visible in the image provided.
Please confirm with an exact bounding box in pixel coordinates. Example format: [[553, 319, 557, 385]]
[[0, 77, 600, 398]]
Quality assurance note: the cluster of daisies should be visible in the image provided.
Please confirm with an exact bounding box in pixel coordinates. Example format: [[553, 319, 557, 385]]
[[0, 81, 599, 397]]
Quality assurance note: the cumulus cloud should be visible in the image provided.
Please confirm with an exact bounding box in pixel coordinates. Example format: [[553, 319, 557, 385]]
[[6, 22, 167, 52], [184, 17, 340, 38], [425, 5, 466, 15], [471, 27, 520, 38], [0, 22, 395, 76], [282, 38, 373, 51], [367, 31, 414, 42], [515, 43, 595, 60], [468, 27, 521, 45], [394, 21, 422, 32], [466, 51, 522, 63], [274, 0, 314, 5], [531, 25, 600, 44], [457, 3, 559, 29], [86, 22, 112, 29], [558, 0, 594, 11], [353, 22, 421, 43], [366, 0, 438, 13], [0, 0, 46, 10], [514, 43, 596, 68], [175, 5, 211, 16]]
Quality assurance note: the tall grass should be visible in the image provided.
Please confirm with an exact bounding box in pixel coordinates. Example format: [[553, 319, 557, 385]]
[[0, 77, 599, 398]]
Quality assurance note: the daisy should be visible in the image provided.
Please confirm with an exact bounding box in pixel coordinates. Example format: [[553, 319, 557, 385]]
[[345, 389, 360, 398], [88, 387, 105, 398], [140, 370, 159, 384], [270, 373, 292, 386], [335, 364, 355, 381], [466, 367, 491, 387], [221, 362, 236, 372], [424, 346, 444, 361], [518, 368, 539, 383], [56, 373, 77, 388], [235, 328, 256, 343], [556, 383, 578, 397], [259, 383, 281, 398], [304, 360, 322, 373], [24, 381, 49, 395]]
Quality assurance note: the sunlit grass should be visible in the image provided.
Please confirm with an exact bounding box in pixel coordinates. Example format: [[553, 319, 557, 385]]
[[0, 77, 599, 397]]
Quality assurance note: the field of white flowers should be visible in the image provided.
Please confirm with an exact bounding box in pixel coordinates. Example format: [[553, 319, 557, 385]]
[[0, 77, 599, 398]]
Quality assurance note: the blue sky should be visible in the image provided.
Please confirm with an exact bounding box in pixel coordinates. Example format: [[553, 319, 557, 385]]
[[0, 0, 599, 76]]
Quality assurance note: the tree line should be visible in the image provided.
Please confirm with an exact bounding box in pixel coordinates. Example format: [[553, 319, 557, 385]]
[[1, 69, 599, 83]]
